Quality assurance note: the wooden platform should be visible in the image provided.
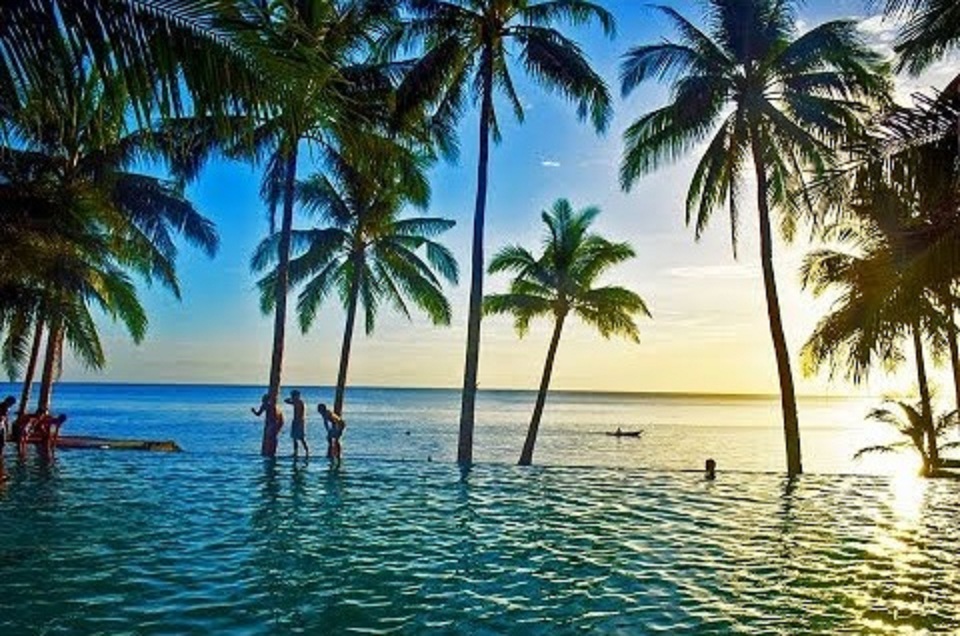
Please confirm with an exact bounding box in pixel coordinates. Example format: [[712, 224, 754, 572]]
[[55, 436, 182, 452]]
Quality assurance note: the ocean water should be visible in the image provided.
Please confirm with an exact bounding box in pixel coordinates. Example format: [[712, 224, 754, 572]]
[[1, 384, 958, 633]]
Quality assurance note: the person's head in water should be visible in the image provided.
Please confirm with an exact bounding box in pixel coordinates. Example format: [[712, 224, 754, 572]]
[[705, 458, 717, 479], [318, 403, 328, 415], [291, 389, 300, 399]]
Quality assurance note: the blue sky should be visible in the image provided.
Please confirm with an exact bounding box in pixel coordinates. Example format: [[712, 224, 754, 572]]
[[63, 0, 960, 395]]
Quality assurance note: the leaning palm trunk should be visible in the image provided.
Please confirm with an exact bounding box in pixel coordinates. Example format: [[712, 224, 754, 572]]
[[17, 317, 45, 420], [519, 313, 566, 466], [912, 322, 939, 473], [333, 255, 363, 415], [264, 146, 298, 457], [751, 135, 802, 476], [37, 318, 64, 414], [458, 57, 494, 466], [945, 300, 960, 415]]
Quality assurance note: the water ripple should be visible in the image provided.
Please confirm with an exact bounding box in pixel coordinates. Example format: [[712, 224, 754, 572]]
[[0, 455, 958, 633]]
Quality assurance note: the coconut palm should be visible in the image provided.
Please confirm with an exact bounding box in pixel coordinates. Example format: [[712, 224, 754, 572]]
[[0, 59, 218, 413], [163, 0, 418, 456], [484, 199, 649, 466], [855, 399, 960, 476], [619, 0, 890, 476], [392, 0, 615, 465], [801, 177, 953, 470], [252, 149, 458, 416]]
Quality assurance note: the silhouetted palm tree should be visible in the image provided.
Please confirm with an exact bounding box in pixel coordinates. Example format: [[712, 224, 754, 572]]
[[0, 59, 218, 413], [484, 199, 649, 466], [801, 179, 951, 469], [855, 399, 960, 476], [252, 149, 458, 415], [393, 0, 615, 465], [619, 0, 890, 476]]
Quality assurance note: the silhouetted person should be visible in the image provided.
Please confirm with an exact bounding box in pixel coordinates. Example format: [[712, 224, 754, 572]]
[[252, 394, 283, 457], [318, 403, 345, 465], [0, 395, 15, 454], [705, 458, 717, 480], [284, 390, 308, 459]]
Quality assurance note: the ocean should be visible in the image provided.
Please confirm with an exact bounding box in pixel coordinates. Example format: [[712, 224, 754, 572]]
[[1, 384, 958, 633], [3, 383, 944, 474]]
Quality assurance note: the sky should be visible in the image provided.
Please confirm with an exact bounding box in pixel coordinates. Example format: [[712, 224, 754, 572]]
[[61, 0, 960, 396]]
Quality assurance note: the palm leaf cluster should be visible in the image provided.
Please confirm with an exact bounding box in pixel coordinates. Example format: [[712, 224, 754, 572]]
[[855, 400, 960, 475]]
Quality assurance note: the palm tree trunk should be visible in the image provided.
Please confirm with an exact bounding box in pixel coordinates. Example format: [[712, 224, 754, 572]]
[[912, 321, 939, 473], [37, 319, 64, 414], [519, 313, 566, 466], [945, 299, 960, 416], [751, 133, 802, 477], [458, 52, 494, 466], [17, 317, 45, 420], [333, 253, 363, 415], [264, 144, 298, 457]]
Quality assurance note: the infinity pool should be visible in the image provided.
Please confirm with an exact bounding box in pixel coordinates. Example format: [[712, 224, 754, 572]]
[[1, 452, 958, 634]]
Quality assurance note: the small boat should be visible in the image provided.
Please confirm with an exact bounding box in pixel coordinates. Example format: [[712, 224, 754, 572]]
[[606, 429, 643, 438]]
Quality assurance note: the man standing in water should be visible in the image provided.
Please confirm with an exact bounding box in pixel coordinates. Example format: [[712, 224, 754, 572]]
[[285, 390, 308, 459], [318, 403, 345, 465]]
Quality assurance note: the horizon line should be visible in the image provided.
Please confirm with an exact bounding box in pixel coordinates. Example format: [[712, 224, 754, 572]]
[[5, 380, 875, 400]]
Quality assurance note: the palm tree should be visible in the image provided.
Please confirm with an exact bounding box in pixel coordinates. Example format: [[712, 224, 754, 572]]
[[484, 199, 649, 466], [619, 0, 890, 476], [855, 399, 960, 476], [393, 0, 615, 465], [800, 179, 952, 470], [0, 58, 218, 413], [169, 0, 416, 456], [252, 149, 458, 416]]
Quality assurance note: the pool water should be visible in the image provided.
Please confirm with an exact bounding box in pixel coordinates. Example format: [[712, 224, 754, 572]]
[[1, 452, 957, 634]]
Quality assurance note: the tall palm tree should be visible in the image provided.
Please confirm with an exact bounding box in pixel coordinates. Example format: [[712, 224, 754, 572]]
[[252, 149, 458, 415], [619, 0, 890, 476], [484, 199, 649, 466], [393, 0, 615, 465], [855, 399, 960, 476]]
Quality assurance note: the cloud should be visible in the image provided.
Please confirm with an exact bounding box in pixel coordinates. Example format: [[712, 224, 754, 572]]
[[857, 13, 959, 98], [541, 160, 561, 168]]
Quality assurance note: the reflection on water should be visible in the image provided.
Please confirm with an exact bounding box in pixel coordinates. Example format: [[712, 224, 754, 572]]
[[0, 453, 958, 633]]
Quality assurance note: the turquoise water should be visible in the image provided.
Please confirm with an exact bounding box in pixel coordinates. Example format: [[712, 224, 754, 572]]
[[1, 385, 959, 633]]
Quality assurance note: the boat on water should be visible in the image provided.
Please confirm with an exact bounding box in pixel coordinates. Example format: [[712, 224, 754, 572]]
[[606, 429, 643, 438]]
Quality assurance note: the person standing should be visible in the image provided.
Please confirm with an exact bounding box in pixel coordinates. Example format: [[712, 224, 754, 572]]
[[252, 394, 283, 457], [0, 395, 15, 456], [285, 390, 309, 459], [318, 403, 345, 464]]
